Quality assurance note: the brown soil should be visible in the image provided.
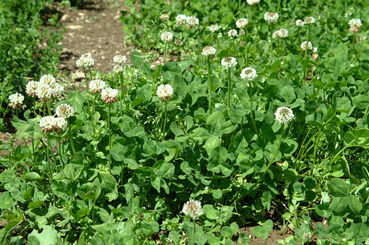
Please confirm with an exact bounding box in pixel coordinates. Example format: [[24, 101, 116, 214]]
[[57, 0, 132, 74]]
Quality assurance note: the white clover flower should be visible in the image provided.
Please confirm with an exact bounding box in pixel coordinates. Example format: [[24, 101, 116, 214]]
[[39, 74, 56, 86], [36, 83, 52, 101], [186, 16, 199, 26], [295, 19, 305, 27], [113, 55, 127, 64], [50, 83, 64, 97], [157, 84, 173, 101], [39, 116, 56, 133], [26, 81, 39, 97], [349, 18, 362, 32], [201, 46, 216, 56], [247, 0, 260, 5], [228, 29, 238, 37], [264, 12, 279, 24], [54, 117, 68, 131], [221, 57, 237, 68], [161, 31, 173, 42], [174, 39, 183, 46], [76, 53, 94, 68], [209, 25, 219, 32], [56, 104, 74, 118], [273, 29, 288, 38], [304, 16, 315, 24], [9, 93, 24, 109], [275, 107, 294, 124], [301, 41, 313, 51], [236, 18, 248, 29], [182, 200, 203, 219], [113, 64, 124, 73], [313, 47, 318, 53], [101, 87, 118, 103], [240, 67, 257, 81], [159, 13, 170, 21], [89, 79, 106, 94], [176, 14, 187, 25]]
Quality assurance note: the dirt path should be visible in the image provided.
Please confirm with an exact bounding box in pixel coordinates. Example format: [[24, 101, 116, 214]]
[[58, 0, 132, 74]]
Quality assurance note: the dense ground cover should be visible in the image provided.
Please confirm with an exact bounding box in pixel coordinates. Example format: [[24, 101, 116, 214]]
[[1, 0, 369, 244], [0, 0, 62, 130]]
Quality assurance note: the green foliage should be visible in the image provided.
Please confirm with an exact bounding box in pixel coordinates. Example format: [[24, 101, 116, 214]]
[[1, 0, 369, 244], [0, 0, 62, 128]]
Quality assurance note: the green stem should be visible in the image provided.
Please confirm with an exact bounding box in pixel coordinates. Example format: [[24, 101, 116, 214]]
[[83, 68, 88, 92], [31, 137, 36, 162], [263, 124, 285, 175], [162, 101, 168, 140], [227, 68, 231, 109], [119, 72, 125, 116], [248, 82, 258, 134], [108, 103, 112, 170], [277, 0, 281, 12], [47, 101, 51, 116], [207, 56, 213, 112], [58, 136, 65, 168], [163, 43, 168, 64], [68, 123, 76, 155], [193, 219, 196, 245], [91, 94, 97, 136]]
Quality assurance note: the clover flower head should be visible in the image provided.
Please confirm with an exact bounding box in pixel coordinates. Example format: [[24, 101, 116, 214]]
[[161, 31, 173, 42], [182, 200, 203, 219], [26, 81, 39, 97], [240, 67, 257, 81], [9, 93, 24, 109], [300, 41, 313, 51], [56, 104, 74, 118], [221, 57, 237, 68], [89, 79, 106, 94], [228, 29, 238, 37], [236, 18, 248, 29], [36, 83, 52, 101], [295, 19, 305, 27], [349, 19, 362, 32], [264, 12, 279, 24], [157, 84, 173, 101], [273, 28, 288, 38], [101, 87, 118, 103], [186, 16, 199, 26], [209, 24, 219, 32], [113, 64, 124, 73], [175, 39, 183, 46], [275, 106, 294, 124], [50, 83, 64, 97], [39, 116, 67, 133], [247, 0, 260, 5], [176, 14, 187, 25], [113, 55, 127, 64], [159, 13, 170, 21], [39, 74, 56, 86], [304, 16, 315, 24], [202, 46, 216, 56], [76, 53, 94, 68]]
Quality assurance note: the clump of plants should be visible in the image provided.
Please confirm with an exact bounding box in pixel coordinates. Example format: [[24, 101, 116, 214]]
[[1, 0, 369, 244], [0, 0, 62, 130]]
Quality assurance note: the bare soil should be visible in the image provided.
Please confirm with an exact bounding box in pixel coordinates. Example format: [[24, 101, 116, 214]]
[[57, 0, 132, 74]]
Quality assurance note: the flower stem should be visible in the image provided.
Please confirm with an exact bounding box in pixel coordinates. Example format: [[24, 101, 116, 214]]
[[207, 56, 213, 112], [108, 103, 112, 170], [263, 124, 285, 175], [163, 43, 168, 64], [227, 68, 232, 109], [68, 123, 76, 155], [248, 82, 258, 134], [58, 136, 65, 168], [91, 93, 97, 136], [119, 72, 125, 117], [277, 0, 281, 12], [193, 219, 196, 245], [161, 101, 168, 140]]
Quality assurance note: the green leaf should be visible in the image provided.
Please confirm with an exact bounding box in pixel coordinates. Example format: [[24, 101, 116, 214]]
[[304, 177, 317, 189], [327, 178, 350, 197], [0, 192, 14, 209], [153, 161, 174, 179], [204, 136, 221, 157], [252, 220, 273, 240], [347, 195, 362, 214], [66, 91, 85, 113], [190, 127, 210, 144], [203, 205, 218, 220], [98, 171, 117, 193], [28, 225, 61, 245]]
